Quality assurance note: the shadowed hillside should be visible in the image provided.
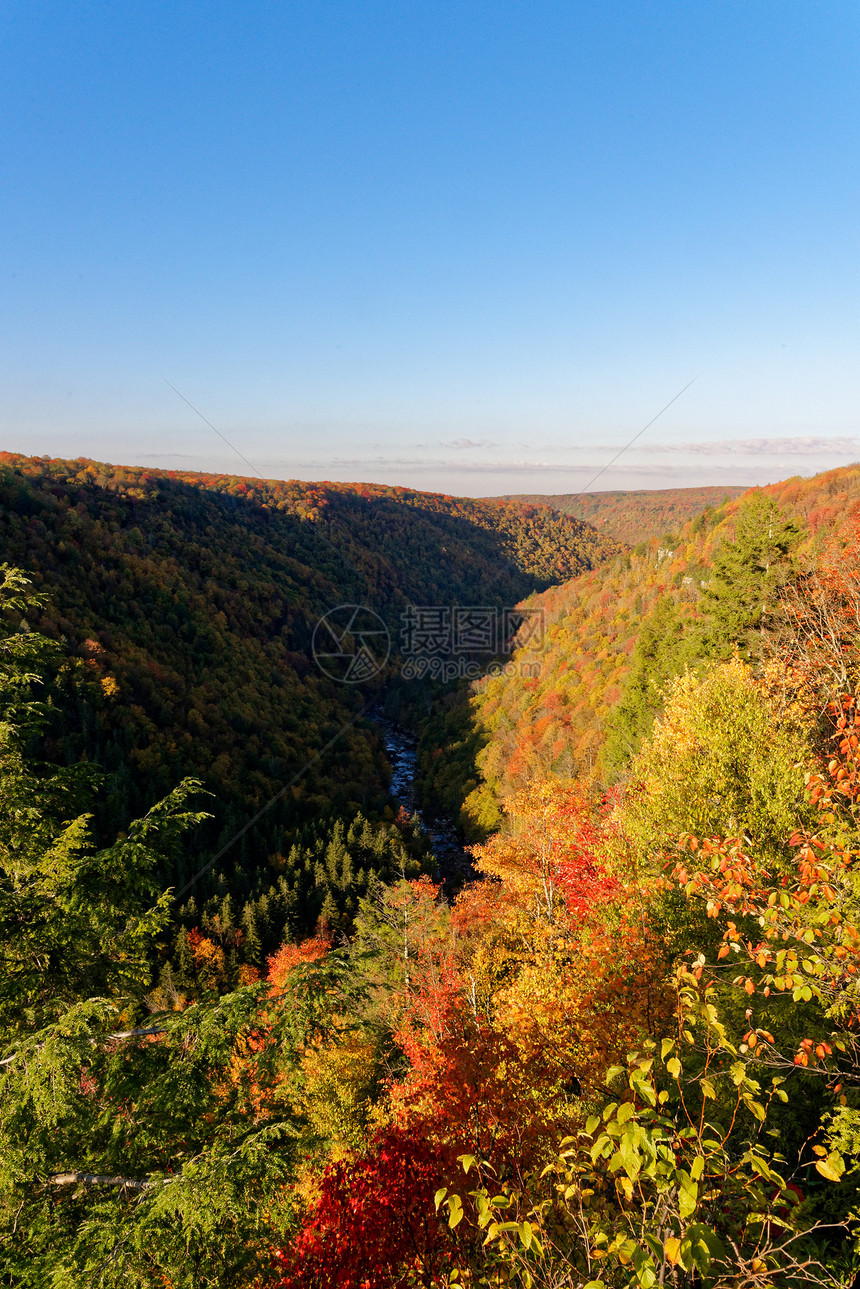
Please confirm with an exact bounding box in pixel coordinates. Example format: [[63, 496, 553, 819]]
[[0, 453, 619, 899]]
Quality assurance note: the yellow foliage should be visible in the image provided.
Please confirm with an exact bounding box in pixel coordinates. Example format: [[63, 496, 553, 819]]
[[298, 1034, 378, 1155], [618, 656, 815, 869]]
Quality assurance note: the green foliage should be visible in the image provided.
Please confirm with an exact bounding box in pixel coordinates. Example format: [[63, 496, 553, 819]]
[[698, 495, 801, 658], [602, 595, 700, 775], [0, 574, 352, 1285], [168, 810, 432, 989], [416, 689, 498, 840]]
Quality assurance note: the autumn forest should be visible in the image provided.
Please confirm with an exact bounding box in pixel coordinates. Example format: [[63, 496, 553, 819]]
[[1, 452, 859, 1288]]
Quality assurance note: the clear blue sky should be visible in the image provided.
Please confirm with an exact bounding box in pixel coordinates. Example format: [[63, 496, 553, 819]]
[[2, 1, 858, 494]]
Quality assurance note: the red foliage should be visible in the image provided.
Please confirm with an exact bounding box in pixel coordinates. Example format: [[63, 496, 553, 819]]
[[551, 795, 622, 920], [271, 1128, 451, 1288], [267, 935, 331, 994]]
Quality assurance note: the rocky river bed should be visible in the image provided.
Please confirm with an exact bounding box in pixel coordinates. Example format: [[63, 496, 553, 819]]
[[370, 707, 475, 888]]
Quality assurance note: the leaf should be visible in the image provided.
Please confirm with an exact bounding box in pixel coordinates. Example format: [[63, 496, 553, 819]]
[[815, 1154, 845, 1182], [664, 1236, 681, 1266], [447, 1194, 464, 1229], [591, 1135, 610, 1165], [685, 1222, 726, 1274], [619, 1136, 641, 1180], [744, 1096, 767, 1123], [678, 1185, 697, 1219], [632, 1247, 657, 1288]]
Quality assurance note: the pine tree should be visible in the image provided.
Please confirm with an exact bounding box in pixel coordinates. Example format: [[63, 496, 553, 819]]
[[241, 901, 262, 966], [602, 594, 697, 774], [699, 496, 800, 657], [0, 570, 339, 1286]]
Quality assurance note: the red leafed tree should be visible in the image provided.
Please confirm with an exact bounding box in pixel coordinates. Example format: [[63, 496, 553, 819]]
[[267, 934, 332, 993], [778, 515, 860, 697], [270, 1127, 453, 1289]]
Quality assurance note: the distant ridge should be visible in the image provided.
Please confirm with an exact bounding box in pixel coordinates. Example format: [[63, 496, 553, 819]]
[[498, 485, 748, 546]]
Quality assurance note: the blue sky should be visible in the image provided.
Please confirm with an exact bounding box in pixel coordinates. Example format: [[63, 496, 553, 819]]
[[2, 1, 858, 495]]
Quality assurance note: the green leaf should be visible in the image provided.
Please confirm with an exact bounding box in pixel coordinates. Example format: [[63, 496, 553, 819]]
[[591, 1135, 611, 1165], [619, 1136, 641, 1180], [744, 1096, 767, 1123], [632, 1247, 658, 1288], [685, 1222, 725, 1274], [667, 1057, 681, 1078], [815, 1154, 845, 1182], [678, 1183, 698, 1219]]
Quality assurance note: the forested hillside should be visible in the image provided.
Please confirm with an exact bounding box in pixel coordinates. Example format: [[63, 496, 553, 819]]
[[0, 453, 617, 948], [504, 484, 747, 544], [1, 461, 858, 1286], [427, 465, 860, 835]]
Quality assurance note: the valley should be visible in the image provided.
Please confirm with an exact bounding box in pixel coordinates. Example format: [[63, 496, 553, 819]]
[[2, 453, 859, 1287]]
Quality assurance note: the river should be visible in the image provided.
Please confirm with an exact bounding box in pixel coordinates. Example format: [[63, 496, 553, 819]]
[[370, 707, 475, 888]]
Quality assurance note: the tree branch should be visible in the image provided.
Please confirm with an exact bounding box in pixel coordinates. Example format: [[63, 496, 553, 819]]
[[0, 1025, 167, 1067], [48, 1172, 151, 1190]]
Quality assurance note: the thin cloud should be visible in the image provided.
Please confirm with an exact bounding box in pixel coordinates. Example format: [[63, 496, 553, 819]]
[[320, 456, 740, 475], [649, 435, 860, 456], [437, 437, 497, 450]]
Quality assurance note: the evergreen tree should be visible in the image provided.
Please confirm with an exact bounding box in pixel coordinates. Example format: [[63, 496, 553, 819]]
[[241, 902, 262, 966], [698, 495, 800, 657], [602, 594, 698, 775], [0, 570, 339, 1287]]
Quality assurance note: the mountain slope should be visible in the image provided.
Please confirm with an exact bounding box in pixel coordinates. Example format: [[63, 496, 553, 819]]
[[501, 485, 747, 545], [0, 453, 619, 886], [426, 465, 860, 834]]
